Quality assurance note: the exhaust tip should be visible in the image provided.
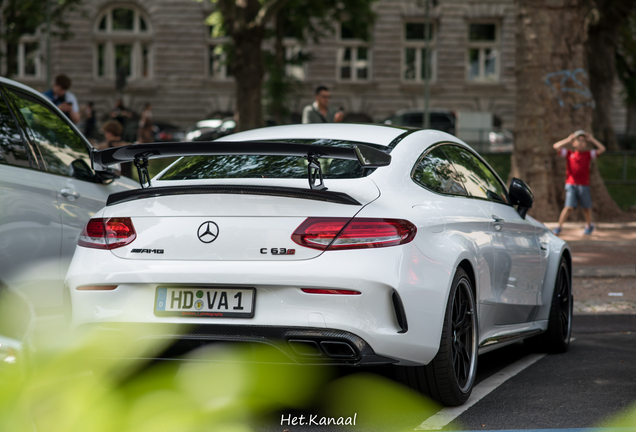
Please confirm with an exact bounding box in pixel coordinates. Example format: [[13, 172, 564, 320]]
[[288, 339, 322, 356], [320, 341, 357, 358]]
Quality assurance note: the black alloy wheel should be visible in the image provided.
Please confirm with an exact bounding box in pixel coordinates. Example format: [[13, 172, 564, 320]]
[[450, 276, 477, 393], [525, 256, 572, 353], [394, 267, 478, 406], [556, 262, 572, 342]]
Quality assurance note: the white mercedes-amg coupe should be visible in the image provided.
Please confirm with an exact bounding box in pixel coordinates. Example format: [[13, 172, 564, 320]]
[[65, 124, 572, 406]]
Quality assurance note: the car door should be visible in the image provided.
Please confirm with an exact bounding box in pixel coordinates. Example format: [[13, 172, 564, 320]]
[[0, 87, 63, 309], [443, 145, 542, 325], [3, 87, 129, 292], [410, 144, 496, 317]]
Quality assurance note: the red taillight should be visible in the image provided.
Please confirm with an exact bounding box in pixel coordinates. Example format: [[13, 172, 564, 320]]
[[301, 289, 361, 295], [78, 217, 136, 250], [291, 217, 416, 250]]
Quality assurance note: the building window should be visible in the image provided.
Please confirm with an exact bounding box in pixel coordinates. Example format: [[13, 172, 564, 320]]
[[94, 6, 152, 80], [337, 24, 371, 82], [208, 44, 233, 79], [284, 43, 305, 81], [206, 25, 232, 80], [403, 22, 436, 82], [9, 37, 41, 79], [467, 23, 499, 82]]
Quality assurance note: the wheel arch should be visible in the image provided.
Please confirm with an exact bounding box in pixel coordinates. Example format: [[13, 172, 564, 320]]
[[561, 248, 572, 279], [457, 259, 477, 301], [537, 242, 572, 320]]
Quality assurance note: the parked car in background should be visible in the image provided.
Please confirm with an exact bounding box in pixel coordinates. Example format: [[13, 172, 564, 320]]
[[0, 279, 34, 378], [185, 118, 236, 142], [0, 77, 137, 314], [153, 121, 185, 142], [489, 128, 514, 153], [68, 123, 571, 407], [183, 119, 224, 141], [383, 108, 456, 134]]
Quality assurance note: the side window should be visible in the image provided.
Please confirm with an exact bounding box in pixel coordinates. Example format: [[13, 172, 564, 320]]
[[412, 146, 467, 196], [0, 92, 30, 168], [5, 89, 93, 178], [442, 145, 507, 203]]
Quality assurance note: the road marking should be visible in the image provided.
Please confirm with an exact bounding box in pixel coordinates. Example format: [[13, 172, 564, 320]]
[[415, 353, 546, 430]]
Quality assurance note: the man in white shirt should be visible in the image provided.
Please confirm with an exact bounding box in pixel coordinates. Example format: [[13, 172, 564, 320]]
[[43, 74, 80, 124], [302, 85, 344, 124]]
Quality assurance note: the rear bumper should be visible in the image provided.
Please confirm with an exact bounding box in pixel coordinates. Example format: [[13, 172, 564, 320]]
[[66, 245, 453, 365], [76, 323, 397, 366]]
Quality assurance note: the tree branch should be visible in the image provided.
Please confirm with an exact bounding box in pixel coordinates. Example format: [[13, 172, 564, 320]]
[[250, 0, 289, 29], [216, 0, 237, 35]]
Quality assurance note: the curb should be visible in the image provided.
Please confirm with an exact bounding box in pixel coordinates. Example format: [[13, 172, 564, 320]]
[[573, 266, 636, 278], [574, 300, 636, 315]]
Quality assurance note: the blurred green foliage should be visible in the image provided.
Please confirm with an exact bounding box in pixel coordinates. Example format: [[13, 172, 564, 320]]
[[0, 289, 442, 432]]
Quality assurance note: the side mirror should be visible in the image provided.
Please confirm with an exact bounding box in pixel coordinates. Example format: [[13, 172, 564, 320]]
[[70, 158, 98, 182], [509, 177, 533, 219], [95, 168, 120, 183]]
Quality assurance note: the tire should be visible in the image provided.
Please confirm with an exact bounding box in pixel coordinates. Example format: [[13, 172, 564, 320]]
[[525, 256, 572, 353], [394, 267, 478, 406]]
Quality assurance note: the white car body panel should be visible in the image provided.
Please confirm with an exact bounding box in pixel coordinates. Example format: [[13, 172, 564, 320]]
[[66, 125, 570, 368], [0, 76, 139, 310]]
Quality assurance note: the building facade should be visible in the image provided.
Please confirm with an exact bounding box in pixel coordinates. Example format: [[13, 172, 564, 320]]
[[4, 0, 627, 135]]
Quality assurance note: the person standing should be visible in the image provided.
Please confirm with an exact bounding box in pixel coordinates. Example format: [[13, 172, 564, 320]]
[[302, 85, 344, 124], [83, 102, 97, 140], [94, 120, 132, 178], [137, 103, 154, 143], [43, 74, 80, 124], [552, 130, 606, 235]]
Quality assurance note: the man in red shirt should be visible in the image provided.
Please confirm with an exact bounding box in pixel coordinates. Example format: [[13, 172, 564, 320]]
[[552, 130, 606, 235]]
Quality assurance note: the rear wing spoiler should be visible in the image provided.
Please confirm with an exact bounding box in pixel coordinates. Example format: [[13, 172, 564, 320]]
[[91, 140, 391, 190]]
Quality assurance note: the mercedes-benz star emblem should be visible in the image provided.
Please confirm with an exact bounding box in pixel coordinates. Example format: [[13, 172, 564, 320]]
[[197, 221, 219, 244]]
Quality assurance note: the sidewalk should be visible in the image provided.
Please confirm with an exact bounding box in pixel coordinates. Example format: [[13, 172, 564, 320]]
[[544, 222, 636, 315]]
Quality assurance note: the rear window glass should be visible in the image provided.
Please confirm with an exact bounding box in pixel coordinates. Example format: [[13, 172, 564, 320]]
[[159, 139, 391, 181]]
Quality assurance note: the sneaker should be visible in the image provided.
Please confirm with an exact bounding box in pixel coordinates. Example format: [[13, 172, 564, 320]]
[[552, 227, 562, 235], [584, 224, 595, 235]]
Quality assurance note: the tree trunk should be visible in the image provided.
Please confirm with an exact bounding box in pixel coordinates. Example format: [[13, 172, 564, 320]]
[[585, 0, 636, 151], [512, 0, 623, 222], [586, 24, 618, 150], [5, 42, 18, 78], [233, 27, 265, 132], [271, 14, 287, 125], [627, 101, 636, 139]]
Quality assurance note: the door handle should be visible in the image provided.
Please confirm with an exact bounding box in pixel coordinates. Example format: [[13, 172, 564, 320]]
[[492, 215, 504, 231], [60, 189, 81, 200]]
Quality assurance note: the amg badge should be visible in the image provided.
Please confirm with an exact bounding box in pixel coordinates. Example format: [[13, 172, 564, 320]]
[[131, 249, 164, 254]]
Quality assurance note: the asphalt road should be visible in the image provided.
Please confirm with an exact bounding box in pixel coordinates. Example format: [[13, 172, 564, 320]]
[[258, 315, 636, 432], [454, 315, 636, 431]]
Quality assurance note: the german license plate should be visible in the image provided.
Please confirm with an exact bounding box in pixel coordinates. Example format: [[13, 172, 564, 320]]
[[154, 287, 255, 318]]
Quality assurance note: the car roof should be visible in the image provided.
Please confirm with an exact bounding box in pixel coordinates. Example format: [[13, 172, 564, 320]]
[[0, 76, 49, 98], [0, 76, 71, 116], [217, 123, 409, 147], [0, 76, 93, 147]]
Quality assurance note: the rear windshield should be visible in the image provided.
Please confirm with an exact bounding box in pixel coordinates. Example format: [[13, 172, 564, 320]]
[[158, 139, 391, 180]]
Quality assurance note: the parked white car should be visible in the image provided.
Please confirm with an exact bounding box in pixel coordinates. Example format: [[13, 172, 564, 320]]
[[66, 124, 572, 406], [0, 77, 137, 312]]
